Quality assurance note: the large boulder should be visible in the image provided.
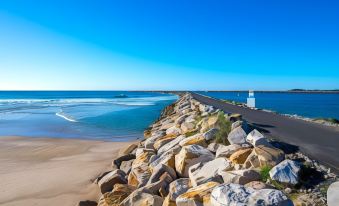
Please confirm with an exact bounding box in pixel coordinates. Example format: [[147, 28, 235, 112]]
[[128, 164, 152, 188], [132, 150, 155, 169], [119, 143, 138, 156], [153, 134, 177, 150], [98, 169, 127, 194], [328, 181, 339, 206], [97, 184, 135, 206], [246, 129, 272, 147], [181, 122, 196, 134], [269, 159, 301, 185], [207, 143, 224, 153], [148, 164, 177, 185], [175, 114, 188, 126], [166, 126, 182, 136], [157, 135, 185, 155], [179, 133, 207, 147], [219, 169, 261, 185], [243, 145, 285, 169], [163, 178, 191, 206], [176, 182, 220, 206], [112, 154, 135, 168], [203, 128, 219, 141], [120, 188, 164, 206], [189, 158, 232, 187], [231, 120, 250, 133], [149, 146, 180, 170], [229, 148, 252, 164], [175, 145, 215, 177], [120, 159, 134, 174], [200, 115, 219, 133], [216, 144, 242, 158], [227, 127, 247, 144], [211, 183, 293, 206]]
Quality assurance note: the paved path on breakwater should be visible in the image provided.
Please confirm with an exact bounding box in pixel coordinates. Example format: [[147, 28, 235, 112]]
[[191, 92, 339, 173]]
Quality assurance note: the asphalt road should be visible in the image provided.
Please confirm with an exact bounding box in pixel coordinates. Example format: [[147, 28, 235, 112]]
[[191, 92, 339, 173]]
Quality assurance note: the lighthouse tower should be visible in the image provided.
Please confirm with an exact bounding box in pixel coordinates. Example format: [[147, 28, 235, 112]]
[[247, 90, 255, 108]]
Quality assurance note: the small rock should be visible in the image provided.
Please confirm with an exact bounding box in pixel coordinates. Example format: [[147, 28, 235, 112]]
[[76, 200, 97, 206], [285, 187, 292, 194]]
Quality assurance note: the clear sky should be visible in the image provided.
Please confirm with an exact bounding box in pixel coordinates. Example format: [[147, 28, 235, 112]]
[[0, 0, 338, 90]]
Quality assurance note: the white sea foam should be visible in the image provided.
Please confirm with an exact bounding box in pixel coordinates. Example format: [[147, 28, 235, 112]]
[[55, 111, 77, 122]]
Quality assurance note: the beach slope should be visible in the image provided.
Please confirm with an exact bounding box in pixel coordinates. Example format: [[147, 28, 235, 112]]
[[0, 136, 130, 206]]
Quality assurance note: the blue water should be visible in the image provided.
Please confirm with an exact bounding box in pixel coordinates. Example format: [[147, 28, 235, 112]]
[[198, 91, 339, 119], [0, 91, 177, 141]]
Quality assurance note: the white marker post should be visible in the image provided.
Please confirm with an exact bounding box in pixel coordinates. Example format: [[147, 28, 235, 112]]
[[247, 90, 255, 108]]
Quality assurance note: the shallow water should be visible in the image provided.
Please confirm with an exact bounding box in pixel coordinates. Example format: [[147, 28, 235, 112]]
[[198, 91, 339, 119], [0, 91, 177, 141]]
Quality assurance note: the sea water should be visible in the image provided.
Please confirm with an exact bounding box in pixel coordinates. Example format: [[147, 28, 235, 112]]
[[198, 91, 339, 120], [0, 91, 177, 141]]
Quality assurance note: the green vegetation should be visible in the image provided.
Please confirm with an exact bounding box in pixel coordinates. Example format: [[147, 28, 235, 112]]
[[314, 117, 339, 124], [271, 180, 285, 190], [260, 165, 272, 182], [214, 111, 232, 145], [185, 130, 199, 137]]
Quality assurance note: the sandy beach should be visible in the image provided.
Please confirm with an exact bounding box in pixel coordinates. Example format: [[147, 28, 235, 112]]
[[0, 136, 131, 206]]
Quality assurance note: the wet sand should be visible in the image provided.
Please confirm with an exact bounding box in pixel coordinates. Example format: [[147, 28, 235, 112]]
[[0, 136, 131, 206]]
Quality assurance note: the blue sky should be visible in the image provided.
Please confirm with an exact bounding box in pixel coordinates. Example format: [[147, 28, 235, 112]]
[[0, 0, 338, 90]]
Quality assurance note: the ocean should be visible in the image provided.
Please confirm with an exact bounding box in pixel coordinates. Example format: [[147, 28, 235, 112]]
[[198, 91, 339, 120], [0, 91, 177, 141]]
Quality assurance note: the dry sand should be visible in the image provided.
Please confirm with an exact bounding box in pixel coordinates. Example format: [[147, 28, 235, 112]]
[[0, 136, 131, 206]]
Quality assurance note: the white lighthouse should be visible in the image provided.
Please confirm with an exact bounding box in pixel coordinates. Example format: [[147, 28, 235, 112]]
[[247, 90, 255, 108]]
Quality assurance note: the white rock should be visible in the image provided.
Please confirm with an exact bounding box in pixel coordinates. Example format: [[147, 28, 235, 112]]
[[227, 127, 247, 144], [175, 144, 215, 177], [269, 159, 301, 185], [157, 135, 185, 155], [216, 144, 242, 158], [327, 181, 339, 206], [167, 178, 191, 203], [218, 169, 261, 185], [203, 128, 219, 141], [166, 126, 182, 136], [189, 158, 232, 187], [246, 129, 272, 147], [211, 183, 293, 206]]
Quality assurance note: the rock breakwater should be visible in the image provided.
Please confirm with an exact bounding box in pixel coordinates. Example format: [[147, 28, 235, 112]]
[[78, 93, 338, 206]]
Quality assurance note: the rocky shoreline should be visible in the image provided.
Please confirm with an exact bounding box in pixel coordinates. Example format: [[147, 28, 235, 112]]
[[78, 93, 338, 206]]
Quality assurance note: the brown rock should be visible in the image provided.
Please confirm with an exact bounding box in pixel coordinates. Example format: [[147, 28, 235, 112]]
[[119, 143, 138, 156], [243, 145, 285, 169], [128, 164, 152, 188], [153, 134, 177, 150], [229, 148, 252, 164], [98, 169, 127, 194], [176, 181, 220, 206], [97, 184, 136, 206]]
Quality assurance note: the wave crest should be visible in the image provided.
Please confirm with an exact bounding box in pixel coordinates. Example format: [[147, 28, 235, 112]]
[[56, 111, 77, 122]]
